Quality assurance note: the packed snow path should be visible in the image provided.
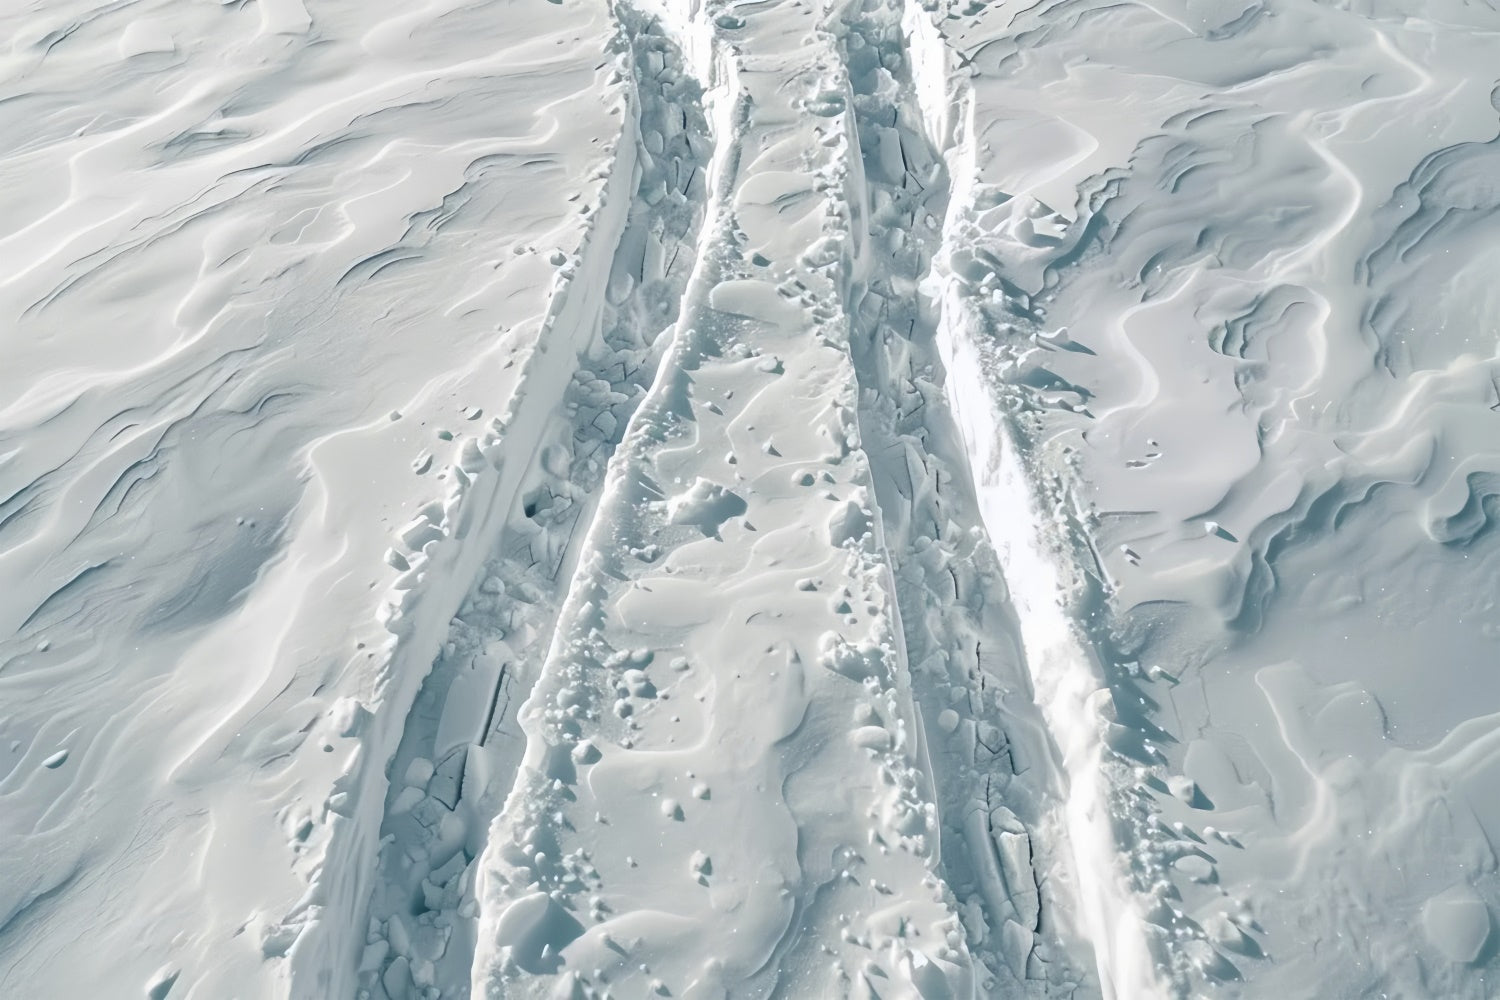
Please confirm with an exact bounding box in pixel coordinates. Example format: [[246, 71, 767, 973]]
[[333, 0, 1103, 995], [467, 0, 1062, 996]]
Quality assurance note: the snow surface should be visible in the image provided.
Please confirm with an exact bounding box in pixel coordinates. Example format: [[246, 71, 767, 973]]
[[2, 0, 1499, 997]]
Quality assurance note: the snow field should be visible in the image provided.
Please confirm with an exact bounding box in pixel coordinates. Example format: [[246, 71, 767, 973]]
[[7, 0, 1499, 996]]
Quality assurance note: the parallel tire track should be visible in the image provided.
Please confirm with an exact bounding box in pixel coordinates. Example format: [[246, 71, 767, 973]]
[[467, 1, 985, 996]]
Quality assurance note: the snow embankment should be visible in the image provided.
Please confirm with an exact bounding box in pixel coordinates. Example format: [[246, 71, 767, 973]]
[[344, 8, 719, 999], [905, 9, 1161, 997]]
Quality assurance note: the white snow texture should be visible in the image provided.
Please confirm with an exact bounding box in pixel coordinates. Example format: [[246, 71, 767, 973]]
[[1, 0, 1498, 997]]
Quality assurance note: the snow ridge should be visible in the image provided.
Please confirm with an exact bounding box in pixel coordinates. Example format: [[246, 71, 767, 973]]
[[908, 11, 1168, 995], [283, 73, 641, 996], [836, 0, 1096, 992], [326, 9, 719, 999]]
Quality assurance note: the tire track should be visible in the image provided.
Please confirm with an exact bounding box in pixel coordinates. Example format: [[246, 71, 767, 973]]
[[466, 1, 985, 995], [905, 2, 1171, 995], [835, 0, 1098, 993], [292, 12, 717, 999]]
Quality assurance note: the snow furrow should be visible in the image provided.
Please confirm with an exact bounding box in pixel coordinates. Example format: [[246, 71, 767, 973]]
[[345, 11, 718, 999], [467, 1, 982, 996], [902, 5, 1169, 997], [283, 47, 647, 1000], [834, 0, 1101, 993]]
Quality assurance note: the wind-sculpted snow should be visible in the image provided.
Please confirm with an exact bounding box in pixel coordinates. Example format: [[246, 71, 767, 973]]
[[931, 0, 1500, 995], [0, 0, 631, 995], [5, 0, 1499, 996]]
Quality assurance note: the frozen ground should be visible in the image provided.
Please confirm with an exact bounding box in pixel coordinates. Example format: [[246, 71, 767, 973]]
[[1, 0, 1497, 997]]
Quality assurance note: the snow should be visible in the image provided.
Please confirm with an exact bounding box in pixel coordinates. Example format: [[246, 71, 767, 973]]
[[3, 0, 1499, 996]]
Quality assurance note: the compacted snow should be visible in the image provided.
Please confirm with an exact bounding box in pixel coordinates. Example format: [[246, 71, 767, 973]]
[[2, 0, 1498, 997]]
